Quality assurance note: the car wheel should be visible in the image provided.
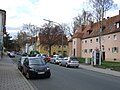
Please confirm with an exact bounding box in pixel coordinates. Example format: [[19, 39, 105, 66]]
[[76, 66, 79, 68], [59, 62, 62, 66], [66, 63, 68, 68], [22, 69, 25, 75], [46, 72, 51, 78], [26, 72, 31, 79]]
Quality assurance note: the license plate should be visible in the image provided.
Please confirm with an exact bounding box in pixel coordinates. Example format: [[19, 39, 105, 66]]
[[38, 72, 45, 74]]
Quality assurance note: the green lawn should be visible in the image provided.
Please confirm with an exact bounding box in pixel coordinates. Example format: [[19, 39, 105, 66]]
[[78, 57, 120, 71], [95, 61, 120, 71]]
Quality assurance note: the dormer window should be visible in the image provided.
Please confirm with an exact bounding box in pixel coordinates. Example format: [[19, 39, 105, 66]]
[[116, 22, 120, 28], [87, 30, 92, 35]]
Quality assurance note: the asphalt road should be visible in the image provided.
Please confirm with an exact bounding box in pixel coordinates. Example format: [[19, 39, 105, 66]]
[[28, 63, 120, 90], [12, 55, 120, 90]]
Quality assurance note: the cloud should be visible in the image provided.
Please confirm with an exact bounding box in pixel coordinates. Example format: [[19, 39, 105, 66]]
[[0, 0, 120, 37]]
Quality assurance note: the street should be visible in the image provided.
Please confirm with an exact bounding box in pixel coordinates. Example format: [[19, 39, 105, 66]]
[[13, 55, 120, 90]]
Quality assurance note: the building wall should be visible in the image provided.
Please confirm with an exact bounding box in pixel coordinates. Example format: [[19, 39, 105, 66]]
[[37, 45, 68, 56], [82, 37, 100, 58], [73, 38, 82, 57], [81, 32, 120, 62], [68, 41, 72, 56]]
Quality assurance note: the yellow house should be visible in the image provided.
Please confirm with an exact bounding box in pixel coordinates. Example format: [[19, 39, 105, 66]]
[[36, 34, 68, 56]]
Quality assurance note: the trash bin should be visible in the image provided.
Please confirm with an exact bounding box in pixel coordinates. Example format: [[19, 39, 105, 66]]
[[85, 58, 91, 64]]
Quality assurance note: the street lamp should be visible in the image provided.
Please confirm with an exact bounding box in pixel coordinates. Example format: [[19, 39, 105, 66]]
[[43, 19, 63, 56]]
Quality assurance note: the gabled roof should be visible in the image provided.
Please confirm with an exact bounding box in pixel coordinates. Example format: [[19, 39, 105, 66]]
[[73, 10, 120, 39], [38, 34, 68, 45]]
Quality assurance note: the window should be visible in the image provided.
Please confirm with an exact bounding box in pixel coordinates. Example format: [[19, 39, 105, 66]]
[[59, 46, 61, 48], [116, 22, 120, 28], [90, 39, 92, 43], [108, 36, 110, 39], [112, 47, 118, 53], [113, 35, 117, 40], [74, 41, 75, 45], [64, 45, 66, 48], [89, 49, 93, 53], [85, 40, 87, 43], [96, 38, 99, 42], [84, 49, 87, 53]]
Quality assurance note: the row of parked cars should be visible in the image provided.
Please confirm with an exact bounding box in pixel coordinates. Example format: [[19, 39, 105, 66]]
[[18, 56, 51, 79], [50, 55, 80, 68]]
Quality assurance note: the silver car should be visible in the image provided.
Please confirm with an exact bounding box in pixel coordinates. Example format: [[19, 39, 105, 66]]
[[50, 55, 64, 64], [60, 56, 79, 68]]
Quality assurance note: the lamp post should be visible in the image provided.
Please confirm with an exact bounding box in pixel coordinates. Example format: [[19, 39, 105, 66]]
[[43, 19, 63, 56]]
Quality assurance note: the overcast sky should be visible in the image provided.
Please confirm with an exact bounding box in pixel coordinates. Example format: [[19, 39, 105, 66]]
[[0, 0, 120, 37]]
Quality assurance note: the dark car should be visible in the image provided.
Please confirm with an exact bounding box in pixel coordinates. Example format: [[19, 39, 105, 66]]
[[22, 57, 51, 79], [8, 52, 15, 58], [18, 57, 27, 71]]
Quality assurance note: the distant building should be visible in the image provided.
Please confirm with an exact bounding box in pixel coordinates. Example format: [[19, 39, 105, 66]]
[[69, 10, 120, 62], [0, 9, 6, 53], [36, 33, 68, 56]]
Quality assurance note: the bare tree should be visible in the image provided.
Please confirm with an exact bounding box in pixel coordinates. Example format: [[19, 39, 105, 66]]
[[88, 0, 117, 62], [60, 23, 71, 37], [72, 9, 93, 32], [89, 0, 117, 22], [22, 23, 40, 50], [39, 22, 67, 56], [16, 31, 29, 50]]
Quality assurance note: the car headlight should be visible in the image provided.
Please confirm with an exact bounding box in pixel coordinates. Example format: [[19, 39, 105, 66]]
[[29, 68, 35, 71], [47, 67, 50, 70]]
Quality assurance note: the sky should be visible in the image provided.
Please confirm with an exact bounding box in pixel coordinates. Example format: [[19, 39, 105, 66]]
[[0, 0, 120, 38]]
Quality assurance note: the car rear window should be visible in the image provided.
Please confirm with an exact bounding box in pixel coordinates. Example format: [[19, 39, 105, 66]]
[[70, 57, 78, 61]]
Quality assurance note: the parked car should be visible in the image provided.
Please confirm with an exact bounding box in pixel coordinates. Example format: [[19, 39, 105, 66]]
[[22, 57, 51, 79], [50, 55, 64, 64], [21, 53, 28, 56], [18, 57, 27, 71], [8, 52, 15, 58], [60, 56, 79, 68]]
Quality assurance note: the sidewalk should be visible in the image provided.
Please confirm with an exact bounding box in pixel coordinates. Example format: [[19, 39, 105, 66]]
[[0, 55, 35, 90], [80, 64, 120, 77]]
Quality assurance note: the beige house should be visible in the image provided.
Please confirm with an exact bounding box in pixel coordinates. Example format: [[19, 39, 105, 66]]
[[69, 10, 120, 62]]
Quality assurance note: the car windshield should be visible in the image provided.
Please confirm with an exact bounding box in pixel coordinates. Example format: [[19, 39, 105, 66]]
[[29, 58, 46, 65], [59, 55, 64, 58]]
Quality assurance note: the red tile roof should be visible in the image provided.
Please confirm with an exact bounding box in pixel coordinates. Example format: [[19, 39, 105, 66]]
[[73, 11, 120, 39]]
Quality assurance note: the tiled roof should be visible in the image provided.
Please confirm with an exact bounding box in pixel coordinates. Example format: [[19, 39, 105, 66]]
[[39, 34, 68, 45], [73, 11, 120, 39]]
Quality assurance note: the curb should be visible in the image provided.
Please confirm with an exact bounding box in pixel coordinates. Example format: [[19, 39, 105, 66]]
[[16, 65, 36, 90]]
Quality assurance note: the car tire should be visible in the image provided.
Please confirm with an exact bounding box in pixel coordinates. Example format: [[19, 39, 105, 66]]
[[46, 72, 51, 78], [59, 62, 62, 66], [76, 66, 79, 68], [66, 63, 68, 68], [26, 72, 31, 79], [22, 69, 25, 75]]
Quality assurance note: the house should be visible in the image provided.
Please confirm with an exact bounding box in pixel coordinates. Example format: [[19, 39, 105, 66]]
[[36, 33, 68, 56], [69, 10, 120, 62]]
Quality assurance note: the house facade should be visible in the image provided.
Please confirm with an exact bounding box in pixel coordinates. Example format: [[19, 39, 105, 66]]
[[36, 34, 68, 56], [69, 10, 120, 62]]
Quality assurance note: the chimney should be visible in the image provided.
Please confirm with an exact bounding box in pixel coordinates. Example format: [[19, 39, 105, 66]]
[[119, 10, 120, 15], [81, 25, 85, 31]]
